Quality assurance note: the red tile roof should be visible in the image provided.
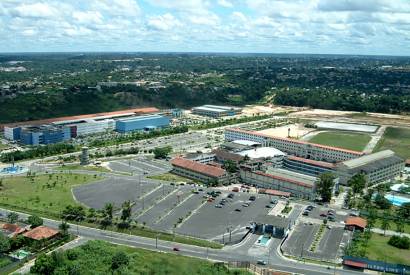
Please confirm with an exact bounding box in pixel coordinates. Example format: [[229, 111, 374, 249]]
[[226, 128, 364, 155], [254, 171, 313, 188], [259, 189, 291, 197], [406, 159, 410, 166], [345, 217, 367, 229], [343, 260, 366, 268], [23, 226, 59, 240], [2, 223, 26, 235], [171, 157, 226, 178], [287, 155, 336, 168], [1, 107, 159, 129]]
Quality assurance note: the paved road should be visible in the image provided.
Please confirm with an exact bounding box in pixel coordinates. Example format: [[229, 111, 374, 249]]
[[0, 208, 363, 275]]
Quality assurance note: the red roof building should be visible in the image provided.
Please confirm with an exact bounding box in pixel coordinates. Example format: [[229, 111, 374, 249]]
[[259, 189, 291, 197], [345, 217, 367, 231], [23, 226, 59, 240], [1, 223, 27, 237], [171, 157, 228, 184]]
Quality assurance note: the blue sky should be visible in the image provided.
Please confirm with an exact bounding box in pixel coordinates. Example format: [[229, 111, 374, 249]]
[[1, 0, 410, 55]]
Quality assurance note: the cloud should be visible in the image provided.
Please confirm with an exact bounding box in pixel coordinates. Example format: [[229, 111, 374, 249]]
[[72, 11, 103, 25], [147, 13, 181, 31], [217, 0, 233, 8], [12, 2, 59, 18]]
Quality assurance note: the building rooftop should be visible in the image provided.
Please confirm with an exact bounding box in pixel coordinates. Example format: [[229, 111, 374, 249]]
[[1, 107, 159, 129], [116, 114, 163, 122], [171, 157, 226, 178], [212, 148, 244, 162], [23, 226, 59, 240], [345, 217, 367, 229], [238, 147, 285, 159], [259, 167, 318, 188], [232, 140, 261, 146], [259, 189, 291, 197], [341, 150, 397, 169], [253, 214, 290, 228], [286, 155, 336, 169]]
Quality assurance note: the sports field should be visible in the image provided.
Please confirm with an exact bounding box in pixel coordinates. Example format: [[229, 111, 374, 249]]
[[375, 127, 410, 159], [0, 173, 100, 218], [308, 131, 371, 151]]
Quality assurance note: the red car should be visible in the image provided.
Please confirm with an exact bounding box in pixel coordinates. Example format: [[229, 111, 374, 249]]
[[173, 247, 180, 251], [320, 213, 327, 217]]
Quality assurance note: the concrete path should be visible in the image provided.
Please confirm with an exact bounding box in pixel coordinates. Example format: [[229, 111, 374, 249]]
[[371, 228, 410, 238]]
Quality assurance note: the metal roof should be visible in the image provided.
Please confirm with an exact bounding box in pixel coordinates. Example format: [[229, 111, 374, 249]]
[[238, 147, 285, 159], [253, 214, 290, 228], [341, 150, 397, 169]]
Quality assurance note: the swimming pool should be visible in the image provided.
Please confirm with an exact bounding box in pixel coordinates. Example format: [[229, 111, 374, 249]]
[[385, 194, 410, 206], [256, 235, 272, 246]]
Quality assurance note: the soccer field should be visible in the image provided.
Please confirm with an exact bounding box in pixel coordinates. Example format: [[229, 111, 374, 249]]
[[308, 131, 371, 151]]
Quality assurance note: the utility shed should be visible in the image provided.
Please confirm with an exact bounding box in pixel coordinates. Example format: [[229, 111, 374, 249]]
[[251, 214, 291, 238]]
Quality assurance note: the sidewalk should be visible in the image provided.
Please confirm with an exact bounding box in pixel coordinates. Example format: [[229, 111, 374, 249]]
[[371, 228, 410, 238]]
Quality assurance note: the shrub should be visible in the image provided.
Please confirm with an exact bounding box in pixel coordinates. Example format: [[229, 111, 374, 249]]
[[388, 235, 410, 249]]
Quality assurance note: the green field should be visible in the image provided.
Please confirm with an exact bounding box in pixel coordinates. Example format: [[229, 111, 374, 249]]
[[365, 234, 410, 265], [0, 173, 100, 218], [147, 172, 194, 183], [0, 143, 9, 151], [308, 131, 371, 151], [374, 127, 410, 159], [29, 240, 248, 274]]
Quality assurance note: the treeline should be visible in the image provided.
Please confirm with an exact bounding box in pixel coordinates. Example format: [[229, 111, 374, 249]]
[[274, 87, 410, 114], [0, 143, 76, 163]]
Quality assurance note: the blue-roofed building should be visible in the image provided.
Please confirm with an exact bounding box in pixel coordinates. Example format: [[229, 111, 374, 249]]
[[115, 115, 170, 133], [19, 125, 70, 145]]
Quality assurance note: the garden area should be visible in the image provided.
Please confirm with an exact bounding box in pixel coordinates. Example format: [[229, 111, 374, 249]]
[[29, 240, 249, 275], [0, 173, 101, 219], [308, 131, 371, 151], [374, 127, 410, 159]]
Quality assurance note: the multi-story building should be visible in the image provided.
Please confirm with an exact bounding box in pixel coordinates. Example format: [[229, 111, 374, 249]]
[[170, 157, 228, 185], [337, 150, 405, 185], [283, 155, 336, 176], [4, 126, 21, 141], [240, 166, 317, 200], [54, 118, 115, 137], [115, 114, 170, 133], [192, 105, 242, 117], [225, 128, 364, 162], [184, 152, 216, 164], [19, 125, 70, 145]]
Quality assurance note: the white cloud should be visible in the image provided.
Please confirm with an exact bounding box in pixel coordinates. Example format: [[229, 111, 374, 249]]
[[12, 2, 59, 18], [72, 11, 103, 25], [147, 13, 181, 31], [217, 0, 233, 8]]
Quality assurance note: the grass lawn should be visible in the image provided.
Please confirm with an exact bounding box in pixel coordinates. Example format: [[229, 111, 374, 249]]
[[365, 234, 410, 265], [31, 240, 248, 275], [0, 256, 12, 268], [374, 127, 410, 159], [54, 164, 111, 173], [374, 219, 410, 235], [0, 143, 10, 151], [0, 173, 101, 218], [308, 131, 371, 151], [147, 172, 194, 183]]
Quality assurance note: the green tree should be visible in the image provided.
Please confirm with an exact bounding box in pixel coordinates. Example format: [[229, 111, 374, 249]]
[[222, 160, 238, 173], [120, 200, 132, 226], [398, 202, 410, 219], [111, 251, 129, 273], [0, 233, 10, 253], [316, 173, 335, 202], [104, 203, 114, 220], [7, 212, 19, 224], [153, 146, 172, 159], [27, 215, 44, 228], [59, 221, 70, 236], [348, 173, 366, 196], [395, 219, 405, 235], [30, 253, 55, 274], [374, 194, 391, 209], [380, 212, 391, 236]]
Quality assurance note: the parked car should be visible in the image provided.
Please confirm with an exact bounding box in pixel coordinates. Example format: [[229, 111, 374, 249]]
[[235, 208, 242, 212], [242, 203, 249, 207], [257, 260, 267, 265], [265, 205, 272, 209], [320, 213, 327, 217], [215, 204, 222, 208], [328, 216, 335, 222], [173, 247, 180, 251], [249, 196, 256, 201], [302, 211, 309, 216], [227, 193, 234, 199]]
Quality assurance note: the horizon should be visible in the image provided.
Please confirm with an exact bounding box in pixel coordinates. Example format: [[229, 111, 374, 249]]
[[1, 0, 410, 56]]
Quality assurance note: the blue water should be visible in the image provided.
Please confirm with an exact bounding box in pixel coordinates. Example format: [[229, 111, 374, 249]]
[[385, 194, 410, 206]]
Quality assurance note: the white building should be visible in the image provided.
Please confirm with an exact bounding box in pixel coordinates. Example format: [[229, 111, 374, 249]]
[[225, 128, 364, 162], [192, 105, 242, 117]]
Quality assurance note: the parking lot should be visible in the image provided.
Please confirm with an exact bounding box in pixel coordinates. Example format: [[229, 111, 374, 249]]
[[108, 157, 171, 175], [300, 204, 348, 223]]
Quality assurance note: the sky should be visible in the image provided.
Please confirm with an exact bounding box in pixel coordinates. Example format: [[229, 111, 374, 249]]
[[1, 0, 410, 55]]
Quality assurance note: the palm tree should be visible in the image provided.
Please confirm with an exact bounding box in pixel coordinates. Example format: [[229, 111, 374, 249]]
[[380, 215, 390, 236], [120, 201, 132, 223], [104, 203, 114, 220], [395, 219, 404, 235], [59, 221, 70, 236]]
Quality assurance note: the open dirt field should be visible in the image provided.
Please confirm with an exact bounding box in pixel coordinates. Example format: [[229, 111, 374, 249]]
[[242, 105, 300, 115], [256, 123, 315, 139]]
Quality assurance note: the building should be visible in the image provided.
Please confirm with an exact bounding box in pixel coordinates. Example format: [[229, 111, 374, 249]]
[[225, 128, 364, 162], [344, 217, 367, 232], [337, 150, 405, 185], [192, 105, 242, 117], [1, 223, 27, 237], [53, 118, 115, 137], [283, 155, 336, 176], [4, 126, 21, 141], [240, 167, 318, 200], [115, 114, 170, 133], [19, 125, 70, 145], [170, 157, 228, 185], [23, 226, 59, 241], [237, 147, 285, 166], [184, 153, 216, 164], [251, 215, 291, 238]]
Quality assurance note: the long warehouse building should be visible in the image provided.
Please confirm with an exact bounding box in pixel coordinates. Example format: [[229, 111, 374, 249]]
[[225, 128, 364, 162]]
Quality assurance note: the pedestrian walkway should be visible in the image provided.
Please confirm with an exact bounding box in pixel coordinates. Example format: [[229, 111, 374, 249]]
[[371, 228, 410, 238]]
